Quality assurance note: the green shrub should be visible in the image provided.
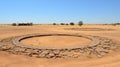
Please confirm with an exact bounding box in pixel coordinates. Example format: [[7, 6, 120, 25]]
[[70, 22, 74, 25], [60, 23, 65, 25], [78, 21, 83, 26], [12, 23, 16, 26], [66, 23, 69, 25], [53, 23, 56, 25]]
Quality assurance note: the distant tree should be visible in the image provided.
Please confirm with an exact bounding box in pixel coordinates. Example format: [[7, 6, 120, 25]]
[[53, 23, 56, 25], [66, 23, 69, 25], [60, 23, 65, 25], [110, 23, 120, 26], [78, 21, 83, 26], [30, 22, 33, 26], [70, 22, 74, 25], [12, 23, 16, 26], [112, 23, 117, 26], [115, 23, 120, 25], [12, 22, 33, 26]]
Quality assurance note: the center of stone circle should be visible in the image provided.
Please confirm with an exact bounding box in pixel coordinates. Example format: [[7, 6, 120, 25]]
[[20, 35, 92, 49]]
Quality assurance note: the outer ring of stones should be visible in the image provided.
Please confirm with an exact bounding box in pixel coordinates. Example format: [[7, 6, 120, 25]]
[[12, 33, 100, 49], [0, 33, 117, 58]]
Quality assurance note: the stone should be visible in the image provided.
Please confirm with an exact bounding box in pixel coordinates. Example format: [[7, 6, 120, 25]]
[[0, 33, 118, 59], [47, 53, 55, 58], [41, 50, 49, 55], [104, 39, 111, 43], [110, 46, 117, 50], [1, 45, 11, 50], [102, 45, 110, 49], [72, 54, 79, 58], [38, 53, 46, 58], [97, 54, 103, 58], [53, 50, 60, 54], [95, 48, 105, 52], [29, 53, 39, 57], [24, 48, 33, 53], [100, 52, 107, 56], [13, 47, 26, 52]]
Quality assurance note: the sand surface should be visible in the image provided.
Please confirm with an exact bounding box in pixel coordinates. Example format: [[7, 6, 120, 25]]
[[21, 36, 92, 49], [0, 24, 120, 67]]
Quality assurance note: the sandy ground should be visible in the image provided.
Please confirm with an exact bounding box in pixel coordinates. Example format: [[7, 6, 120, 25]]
[[21, 36, 92, 49], [0, 24, 120, 67]]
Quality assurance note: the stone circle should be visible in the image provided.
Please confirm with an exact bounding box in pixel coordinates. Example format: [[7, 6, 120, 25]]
[[0, 33, 119, 58]]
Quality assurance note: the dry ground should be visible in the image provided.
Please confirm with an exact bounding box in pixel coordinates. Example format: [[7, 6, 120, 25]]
[[0, 24, 120, 67], [21, 36, 92, 49]]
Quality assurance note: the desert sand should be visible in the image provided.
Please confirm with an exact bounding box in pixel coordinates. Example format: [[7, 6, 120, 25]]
[[0, 24, 120, 67], [21, 36, 92, 49]]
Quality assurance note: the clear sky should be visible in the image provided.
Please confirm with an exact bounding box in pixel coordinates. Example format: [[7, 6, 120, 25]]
[[0, 0, 120, 24]]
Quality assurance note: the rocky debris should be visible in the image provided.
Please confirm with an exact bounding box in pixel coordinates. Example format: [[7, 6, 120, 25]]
[[0, 34, 119, 58], [46, 52, 56, 58], [0, 39, 2, 42]]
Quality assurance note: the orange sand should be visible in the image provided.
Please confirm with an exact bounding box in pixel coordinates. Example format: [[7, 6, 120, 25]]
[[0, 24, 120, 67], [21, 36, 92, 48]]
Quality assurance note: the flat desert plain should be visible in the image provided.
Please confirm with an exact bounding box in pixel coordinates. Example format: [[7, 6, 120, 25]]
[[0, 24, 120, 67]]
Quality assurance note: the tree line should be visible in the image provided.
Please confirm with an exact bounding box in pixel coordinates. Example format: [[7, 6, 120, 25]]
[[12, 22, 33, 26], [53, 21, 83, 26]]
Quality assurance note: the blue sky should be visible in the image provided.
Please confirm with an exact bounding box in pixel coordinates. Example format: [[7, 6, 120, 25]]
[[0, 0, 120, 24]]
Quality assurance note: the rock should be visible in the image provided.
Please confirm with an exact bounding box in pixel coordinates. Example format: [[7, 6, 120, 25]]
[[97, 54, 103, 58], [0, 39, 2, 42], [102, 45, 110, 49], [47, 53, 55, 58], [24, 48, 33, 53], [1, 45, 11, 50], [53, 50, 60, 54], [100, 52, 107, 56], [41, 50, 49, 55], [31, 49, 41, 53], [13, 47, 26, 52], [74, 49, 81, 52], [59, 51, 69, 57], [38, 53, 46, 58], [72, 54, 79, 58], [110, 46, 117, 50], [37, 50, 50, 58], [29, 53, 39, 57], [104, 39, 111, 43], [95, 48, 106, 52]]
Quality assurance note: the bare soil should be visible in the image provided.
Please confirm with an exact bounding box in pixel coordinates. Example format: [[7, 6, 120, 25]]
[[21, 36, 92, 49], [0, 24, 120, 67]]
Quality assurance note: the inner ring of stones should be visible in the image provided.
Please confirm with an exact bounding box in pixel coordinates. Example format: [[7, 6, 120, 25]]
[[12, 33, 100, 49]]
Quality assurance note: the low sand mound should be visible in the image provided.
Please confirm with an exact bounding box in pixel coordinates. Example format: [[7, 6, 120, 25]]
[[21, 36, 92, 49]]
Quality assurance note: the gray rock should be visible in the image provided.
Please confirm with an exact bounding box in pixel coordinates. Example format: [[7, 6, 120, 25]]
[[47, 53, 55, 58], [97, 54, 103, 58], [53, 50, 60, 54]]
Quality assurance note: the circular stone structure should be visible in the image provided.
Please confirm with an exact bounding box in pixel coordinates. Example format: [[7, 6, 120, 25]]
[[0, 33, 119, 58], [20, 35, 92, 49], [12, 33, 100, 49]]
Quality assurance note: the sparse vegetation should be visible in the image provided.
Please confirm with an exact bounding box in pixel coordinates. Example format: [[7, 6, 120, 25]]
[[111, 23, 120, 26], [12, 22, 33, 26], [60, 23, 65, 25], [66, 23, 69, 25], [70, 22, 75, 25], [78, 21, 83, 26], [53, 23, 57, 25], [12, 23, 16, 26]]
